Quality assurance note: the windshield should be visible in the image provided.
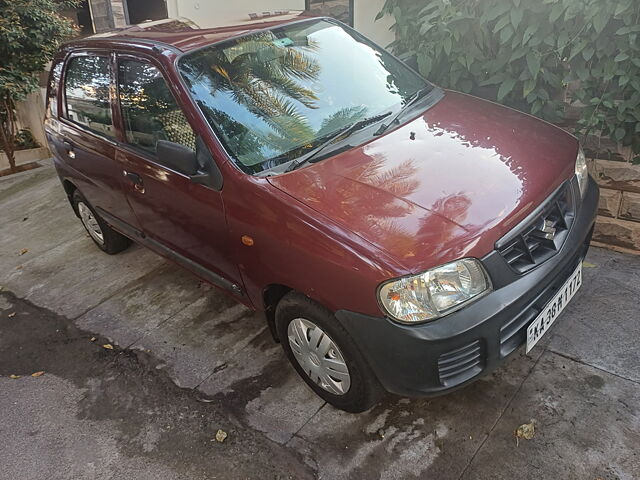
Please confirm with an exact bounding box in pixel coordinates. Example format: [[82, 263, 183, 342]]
[[178, 18, 429, 174]]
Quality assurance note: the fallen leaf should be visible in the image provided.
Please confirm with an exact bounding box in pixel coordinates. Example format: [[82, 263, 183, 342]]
[[31, 371, 45, 377], [102, 344, 114, 350], [582, 261, 597, 268], [19, 248, 28, 256], [9, 374, 20, 379], [215, 429, 228, 443], [8, 312, 16, 318], [515, 421, 535, 446], [90, 337, 97, 342]]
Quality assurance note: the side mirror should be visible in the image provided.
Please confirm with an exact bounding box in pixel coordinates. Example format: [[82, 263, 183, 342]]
[[194, 136, 223, 191], [156, 140, 198, 176], [155, 138, 223, 191]]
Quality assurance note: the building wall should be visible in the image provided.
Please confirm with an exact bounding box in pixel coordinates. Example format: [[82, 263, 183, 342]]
[[15, 91, 48, 147], [163, 0, 393, 45], [353, 0, 394, 47], [88, 0, 128, 32], [165, 0, 305, 28]]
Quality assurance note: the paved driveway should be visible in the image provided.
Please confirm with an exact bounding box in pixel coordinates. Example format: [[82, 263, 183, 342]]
[[1, 163, 639, 479]]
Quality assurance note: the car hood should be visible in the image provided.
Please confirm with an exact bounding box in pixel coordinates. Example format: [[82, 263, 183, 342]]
[[268, 90, 578, 273]]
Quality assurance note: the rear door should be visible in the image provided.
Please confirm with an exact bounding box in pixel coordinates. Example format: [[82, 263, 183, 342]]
[[114, 54, 243, 297], [55, 51, 140, 229]]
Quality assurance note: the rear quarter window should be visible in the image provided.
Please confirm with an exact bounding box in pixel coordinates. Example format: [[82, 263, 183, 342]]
[[64, 55, 116, 139], [45, 58, 64, 120]]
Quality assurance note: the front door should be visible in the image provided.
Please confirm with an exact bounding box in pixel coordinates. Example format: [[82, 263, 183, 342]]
[[114, 55, 242, 296]]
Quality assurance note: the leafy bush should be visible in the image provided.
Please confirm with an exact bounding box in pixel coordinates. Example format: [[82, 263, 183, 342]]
[[0, 129, 40, 152], [0, 0, 77, 170], [379, 0, 640, 152], [15, 129, 41, 150]]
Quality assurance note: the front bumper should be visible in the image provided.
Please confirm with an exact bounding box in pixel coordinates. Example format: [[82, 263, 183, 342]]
[[335, 176, 599, 397]]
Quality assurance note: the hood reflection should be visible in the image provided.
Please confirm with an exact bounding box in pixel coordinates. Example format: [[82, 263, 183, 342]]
[[269, 91, 577, 272]]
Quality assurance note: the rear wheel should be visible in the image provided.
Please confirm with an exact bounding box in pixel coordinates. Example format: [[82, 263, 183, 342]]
[[72, 190, 131, 254], [275, 292, 383, 412]]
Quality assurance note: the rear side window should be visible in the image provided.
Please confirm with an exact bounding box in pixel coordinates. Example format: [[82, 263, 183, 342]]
[[45, 59, 64, 120], [118, 59, 196, 154], [64, 55, 115, 139]]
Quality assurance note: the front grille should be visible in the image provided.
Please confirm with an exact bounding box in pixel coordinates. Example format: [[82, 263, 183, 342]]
[[437, 340, 483, 387], [497, 182, 576, 274], [499, 241, 588, 357]]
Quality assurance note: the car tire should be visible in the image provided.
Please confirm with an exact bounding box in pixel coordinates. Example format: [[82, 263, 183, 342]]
[[275, 291, 384, 413], [72, 190, 131, 255]]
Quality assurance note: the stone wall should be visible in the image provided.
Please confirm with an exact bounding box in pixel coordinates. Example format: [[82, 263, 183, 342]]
[[587, 142, 640, 253], [88, 0, 127, 32]]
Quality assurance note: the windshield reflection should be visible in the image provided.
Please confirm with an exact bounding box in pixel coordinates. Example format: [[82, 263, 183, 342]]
[[179, 19, 427, 174]]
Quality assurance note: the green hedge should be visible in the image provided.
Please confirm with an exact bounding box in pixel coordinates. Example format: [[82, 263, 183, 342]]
[[379, 0, 640, 153]]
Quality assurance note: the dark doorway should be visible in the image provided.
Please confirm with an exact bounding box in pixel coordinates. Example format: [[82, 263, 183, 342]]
[[126, 0, 168, 24], [61, 0, 94, 36], [305, 0, 354, 26], [76, 1, 94, 34]]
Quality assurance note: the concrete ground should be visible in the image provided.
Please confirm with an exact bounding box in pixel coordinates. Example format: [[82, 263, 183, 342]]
[[1, 163, 639, 480]]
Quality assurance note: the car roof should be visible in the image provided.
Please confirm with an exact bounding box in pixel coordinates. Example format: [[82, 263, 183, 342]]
[[65, 13, 317, 53]]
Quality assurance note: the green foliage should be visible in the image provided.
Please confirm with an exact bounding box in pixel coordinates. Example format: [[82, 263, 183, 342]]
[[0, 0, 77, 169], [0, 0, 78, 101], [0, 128, 40, 151], [380, 0, 640, 152], [15, 129, 41, 150]]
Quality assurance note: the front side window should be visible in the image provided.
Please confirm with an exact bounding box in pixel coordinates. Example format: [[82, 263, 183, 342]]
[[64, 55, 115, 138], [178, 19, 429, 174], [118, 59, 196, 154]]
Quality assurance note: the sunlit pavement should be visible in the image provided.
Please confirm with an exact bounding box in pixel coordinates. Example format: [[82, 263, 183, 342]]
[[1, 162, 639, 479]]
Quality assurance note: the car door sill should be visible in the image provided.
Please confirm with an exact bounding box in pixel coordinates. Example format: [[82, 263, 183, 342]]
[[95, 207, 243, 296]]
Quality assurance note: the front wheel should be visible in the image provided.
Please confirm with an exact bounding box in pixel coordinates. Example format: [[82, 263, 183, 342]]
[[275, 292, 383, 412]]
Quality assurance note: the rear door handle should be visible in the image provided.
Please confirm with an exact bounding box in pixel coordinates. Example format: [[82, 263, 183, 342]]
[[63, 140, 75, 159], [123, 170, 144, 193]]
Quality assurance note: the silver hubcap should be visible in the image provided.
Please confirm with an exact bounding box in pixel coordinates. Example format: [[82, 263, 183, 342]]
[[78, 202, 104, 245], [287, 318, 351, 395]]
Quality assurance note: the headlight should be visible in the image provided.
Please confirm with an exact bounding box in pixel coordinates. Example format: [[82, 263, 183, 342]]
[[575, 146, 588, 197], [378, 258, 492, 324]]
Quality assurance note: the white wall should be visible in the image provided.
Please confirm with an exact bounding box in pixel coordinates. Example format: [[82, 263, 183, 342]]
[[166, 0, 305, 28], [15, 91, 48, 148], [354, 0, 395, 47], [164, 0, 396, 47]]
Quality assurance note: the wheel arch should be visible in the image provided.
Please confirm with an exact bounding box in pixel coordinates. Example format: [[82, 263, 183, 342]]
[[262, 283, 293, 342], [61, 179, 79, 215]]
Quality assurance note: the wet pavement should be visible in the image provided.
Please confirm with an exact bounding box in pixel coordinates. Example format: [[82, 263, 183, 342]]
[[1, 163, 639, 479]]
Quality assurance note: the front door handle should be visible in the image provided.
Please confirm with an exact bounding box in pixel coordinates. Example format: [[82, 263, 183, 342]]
[[123, 170, 144, 193], [63, 140, 75, 159]]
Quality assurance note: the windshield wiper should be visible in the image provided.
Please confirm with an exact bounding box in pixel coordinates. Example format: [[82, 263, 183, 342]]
[[285, 112, 392, 173], [373, 87, 429, 136]]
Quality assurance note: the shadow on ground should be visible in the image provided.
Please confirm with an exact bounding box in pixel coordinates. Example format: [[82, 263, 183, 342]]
[[0, 291, 312, 480]]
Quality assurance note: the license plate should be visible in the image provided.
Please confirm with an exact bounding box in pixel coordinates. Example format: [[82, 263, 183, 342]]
[[526, 262, 582, 353]]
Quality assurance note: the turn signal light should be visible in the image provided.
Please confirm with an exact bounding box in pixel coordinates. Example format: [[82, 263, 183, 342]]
[[241, 235, 254, 246]]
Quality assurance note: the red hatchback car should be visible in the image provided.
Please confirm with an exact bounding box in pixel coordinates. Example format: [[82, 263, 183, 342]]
[[45, 15, 598, 412]]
